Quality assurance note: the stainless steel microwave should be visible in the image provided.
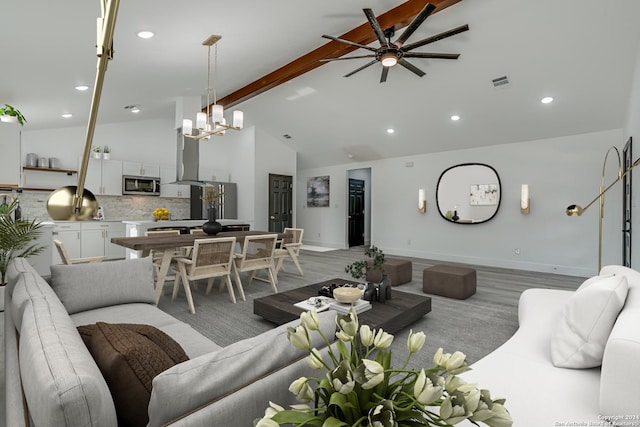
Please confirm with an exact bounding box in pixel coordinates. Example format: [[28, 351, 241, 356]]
[[122, 175, 161, 196]]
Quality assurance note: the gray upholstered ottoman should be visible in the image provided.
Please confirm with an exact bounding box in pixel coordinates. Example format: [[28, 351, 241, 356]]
[[422, 264, 476, 299], [366, 257, 412, 286]]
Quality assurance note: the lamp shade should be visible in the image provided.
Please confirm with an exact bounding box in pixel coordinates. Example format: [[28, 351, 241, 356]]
[[521, 185, 529, 209], [233, 110, 244, 129], [196, 112, 207, 130], [212, 105, 224, 124], [182, 119, 193, 136]]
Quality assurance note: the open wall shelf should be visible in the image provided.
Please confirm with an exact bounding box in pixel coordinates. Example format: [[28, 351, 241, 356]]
[[23, 166, 77, 176]]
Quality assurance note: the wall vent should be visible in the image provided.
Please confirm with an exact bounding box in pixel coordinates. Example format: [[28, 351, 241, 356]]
[[491, 75, 511, 88]]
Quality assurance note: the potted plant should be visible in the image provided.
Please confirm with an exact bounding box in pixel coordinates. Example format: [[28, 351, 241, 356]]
[[0, 104, 27, 126], [345, 245, 385, 282], [102, 145, 111, 160], [0, 198, 44, 285], [92, 146, 102, 159]]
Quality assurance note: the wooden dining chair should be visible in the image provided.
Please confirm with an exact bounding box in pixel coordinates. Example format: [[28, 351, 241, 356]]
[[273, 227, 304, 279], [171, 237, 237, 313], [53, 239, 106, 265], [145, 230, 185, 282], [232, 234, 279, 296]]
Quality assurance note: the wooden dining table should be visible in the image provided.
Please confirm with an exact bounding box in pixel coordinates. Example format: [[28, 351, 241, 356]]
[[111, 230, 289, 305]]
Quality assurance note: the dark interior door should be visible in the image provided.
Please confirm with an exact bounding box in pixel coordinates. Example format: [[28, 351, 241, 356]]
[[269, 174, 293, 232], [348, 178, 365, 247]]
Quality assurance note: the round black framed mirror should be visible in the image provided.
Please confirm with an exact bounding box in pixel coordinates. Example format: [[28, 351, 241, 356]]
[[436, 163, 501, 224]]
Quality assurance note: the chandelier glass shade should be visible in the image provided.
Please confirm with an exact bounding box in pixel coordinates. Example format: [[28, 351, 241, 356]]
[[183, 34, 243, 140]]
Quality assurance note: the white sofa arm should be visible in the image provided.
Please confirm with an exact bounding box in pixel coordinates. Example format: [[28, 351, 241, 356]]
[[600, 292, 640, 418]]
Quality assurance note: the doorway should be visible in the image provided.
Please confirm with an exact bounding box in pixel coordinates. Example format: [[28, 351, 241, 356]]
[[268, 174, 293, 232], [348, 178, 365, 246]]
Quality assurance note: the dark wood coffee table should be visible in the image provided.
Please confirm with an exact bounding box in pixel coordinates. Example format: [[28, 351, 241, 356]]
[[254, 278, 432, 334]]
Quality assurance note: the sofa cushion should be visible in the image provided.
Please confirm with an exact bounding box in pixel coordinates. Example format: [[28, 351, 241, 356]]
[[550, 274, 628, 368], [147, 310, 337, 427], [10, 271, 61, 331], [6, 257, 38, 297], [600, 264, 640, 289], [79, 322, 189, 427], [19, 296, 117, 427], [70, 303, 221, 358], [50, 258, 155, 314]]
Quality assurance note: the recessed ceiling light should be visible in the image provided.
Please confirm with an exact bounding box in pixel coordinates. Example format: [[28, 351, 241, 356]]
[[541, 96, 554, 104], [130, 107, 141, 113], [386, 128, 395, 134], [61, 113, 73, 118], [137, 31, 154, 39], [451, 115, 460, 121], [75, 85, 89, 91], [124, 105, 141, 113]]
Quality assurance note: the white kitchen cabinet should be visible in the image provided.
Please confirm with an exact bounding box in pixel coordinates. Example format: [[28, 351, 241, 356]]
[[81, 222, 125, 259], [0, 123, 21, 187], [52, 223, 82, 265], [199, 166, 229, 183], [83, 158, 123, 196], [160, 165, 190, 198], [123, 161, 160, 178]]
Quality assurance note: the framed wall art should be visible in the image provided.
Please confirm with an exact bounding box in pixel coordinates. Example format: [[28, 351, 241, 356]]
[[307, 176, 330, 207], [469, 183, 498, 206]]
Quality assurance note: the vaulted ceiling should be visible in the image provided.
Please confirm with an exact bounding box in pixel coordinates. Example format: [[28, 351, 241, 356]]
[[2, 0, 640, 169]]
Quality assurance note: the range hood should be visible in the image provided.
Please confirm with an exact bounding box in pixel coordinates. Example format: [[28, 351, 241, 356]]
[[173, 129, 217, 187]]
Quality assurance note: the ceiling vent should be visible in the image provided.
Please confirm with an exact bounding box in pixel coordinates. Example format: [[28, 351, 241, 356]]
[[491, 75, 511, 88]]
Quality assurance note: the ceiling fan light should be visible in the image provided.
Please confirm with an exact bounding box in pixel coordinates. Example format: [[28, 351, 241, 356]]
[[380, 53, 398, 67]]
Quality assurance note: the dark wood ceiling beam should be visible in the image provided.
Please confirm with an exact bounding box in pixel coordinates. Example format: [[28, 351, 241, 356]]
[[215, 0, 461, 109]]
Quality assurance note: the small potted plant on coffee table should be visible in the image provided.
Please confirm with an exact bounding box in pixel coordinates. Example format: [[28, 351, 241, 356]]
[[345, 245, 385, 281]]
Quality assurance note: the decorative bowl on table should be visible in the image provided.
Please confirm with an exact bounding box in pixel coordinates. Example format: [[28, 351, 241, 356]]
[[332, 287, 362, 304]]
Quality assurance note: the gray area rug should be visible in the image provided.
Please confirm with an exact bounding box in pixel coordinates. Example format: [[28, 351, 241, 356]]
[[157, 248, 586, 370]]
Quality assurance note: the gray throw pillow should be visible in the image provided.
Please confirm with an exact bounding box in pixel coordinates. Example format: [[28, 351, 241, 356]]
[[50, 258, 155, 314]]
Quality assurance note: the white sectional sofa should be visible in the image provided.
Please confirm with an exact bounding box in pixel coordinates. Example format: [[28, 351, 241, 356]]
[[4, 257, 335, 427], [462, 265, 640, 426]]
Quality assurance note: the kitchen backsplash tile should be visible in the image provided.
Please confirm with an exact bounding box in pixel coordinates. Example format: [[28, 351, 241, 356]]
[[10, 191, 190, 221]]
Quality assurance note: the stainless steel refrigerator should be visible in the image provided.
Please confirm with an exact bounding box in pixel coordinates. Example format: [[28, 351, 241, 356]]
[[190, 182, 238, 220]]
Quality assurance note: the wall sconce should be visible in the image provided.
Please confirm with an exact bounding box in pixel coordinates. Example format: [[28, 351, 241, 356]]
[[520, 184, 530, 214], [418, 189, 426, 213]]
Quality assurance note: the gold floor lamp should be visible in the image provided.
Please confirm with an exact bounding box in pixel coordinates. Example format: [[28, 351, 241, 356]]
[[566, 146, 639, 271]]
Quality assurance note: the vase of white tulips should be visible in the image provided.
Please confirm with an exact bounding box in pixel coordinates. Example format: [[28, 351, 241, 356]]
[[255, 308, 513, 427]]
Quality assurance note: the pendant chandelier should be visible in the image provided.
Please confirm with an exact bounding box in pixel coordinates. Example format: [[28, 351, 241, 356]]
[[183, 34, 244, 140]]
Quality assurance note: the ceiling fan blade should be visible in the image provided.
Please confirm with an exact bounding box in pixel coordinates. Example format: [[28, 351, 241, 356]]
[[394, 3, 437, 46], [403, 52, 460, 60], [344, 60, 379, 78], [380, 66, 389, 83], [363, 8, 388, 45], [398, 59, 426, 77], [322, 34, 377, 52], [320, 54, 377, 62], [402, 24, 470, 52]]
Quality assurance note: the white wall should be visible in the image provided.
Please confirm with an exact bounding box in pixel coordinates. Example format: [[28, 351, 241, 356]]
[[299, 129, 624, 277], [22, 118, 176, 168], [254, 127, 297, 231]]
